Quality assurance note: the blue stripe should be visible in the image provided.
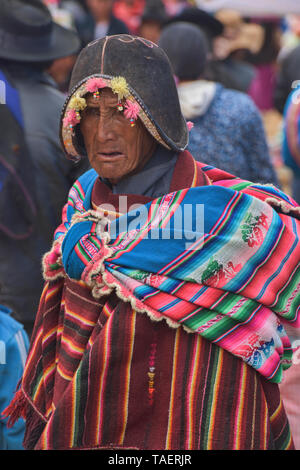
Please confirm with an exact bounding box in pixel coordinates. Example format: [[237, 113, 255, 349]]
[[190, 286, 208, 303], [159, 297, 182, 312], [251, 184, 293, 204], [62, 220, 94, 279], [201, 165, 215, 171]]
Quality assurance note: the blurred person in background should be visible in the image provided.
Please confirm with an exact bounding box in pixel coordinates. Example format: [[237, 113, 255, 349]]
[[61, 0, 90, 23], [138, 0, 169, 43], [282, 83, 300, 204], [213, 10, 291, 193], [0, 305, 29, 449], [245, 18, 282, 112], [213, 9, 264, 93], [74, 0, 129, 47], [0, 0, 87, 338], [163, 0, 187, 17], [113, 0, 145, 34], [159, 21, 279, 185], [278, 322, 300, 450], [274, 45, 300, 115], [43, 0, 80, 92], [273, 13, 300, 114], [47, 54, 78, 93], [168, 7, 256, 94]]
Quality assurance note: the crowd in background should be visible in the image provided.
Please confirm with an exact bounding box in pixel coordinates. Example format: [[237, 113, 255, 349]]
[[43, 0, 300, 202], [1, 0, 300, 450]]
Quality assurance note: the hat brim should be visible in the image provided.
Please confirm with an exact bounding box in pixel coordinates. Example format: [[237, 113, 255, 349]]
[[60, 73, 188, 161], [0, 23, 81, 62]]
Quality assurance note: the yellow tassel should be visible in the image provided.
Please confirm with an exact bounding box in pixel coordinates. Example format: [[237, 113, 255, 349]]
[[69, 96, 87, 111], [110, 76, 130, 100]]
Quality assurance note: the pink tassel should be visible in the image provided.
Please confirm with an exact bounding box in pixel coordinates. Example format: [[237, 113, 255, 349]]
[[63, 109, 80, 128], [124, 100, 140, 120], [187, 121, 194, 131], [85, 77, 107, 93]]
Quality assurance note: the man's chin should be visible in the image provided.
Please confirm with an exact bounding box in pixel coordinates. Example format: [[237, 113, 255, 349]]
[[98, 168, 125, 184]]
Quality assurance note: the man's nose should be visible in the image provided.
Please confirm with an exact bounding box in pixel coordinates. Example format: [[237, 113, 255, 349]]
[[96, 115, 115, 143]]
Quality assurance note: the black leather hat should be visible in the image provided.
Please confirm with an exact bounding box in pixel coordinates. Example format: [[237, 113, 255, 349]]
[[0, 0, 80, 62], [60, 35, 189, 161]]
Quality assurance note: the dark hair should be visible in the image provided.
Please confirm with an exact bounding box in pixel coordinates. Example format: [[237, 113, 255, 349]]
[[159, 22, 208, 81]]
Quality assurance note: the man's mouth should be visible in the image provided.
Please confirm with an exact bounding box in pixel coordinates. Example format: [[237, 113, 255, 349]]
[[96, 151, 125, 160]]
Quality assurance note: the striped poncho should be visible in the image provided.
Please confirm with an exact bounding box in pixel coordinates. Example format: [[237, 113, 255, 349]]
[[4, 151, 300, 450]]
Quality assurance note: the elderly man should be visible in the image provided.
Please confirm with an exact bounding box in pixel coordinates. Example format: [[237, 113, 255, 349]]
[[4, 35, 300, 450]]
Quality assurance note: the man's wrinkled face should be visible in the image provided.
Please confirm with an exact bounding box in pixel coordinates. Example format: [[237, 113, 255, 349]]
[[80, 88, 156, 184]]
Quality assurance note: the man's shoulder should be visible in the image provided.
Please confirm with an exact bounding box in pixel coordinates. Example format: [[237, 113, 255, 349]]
[[19, 74, 65, 134]]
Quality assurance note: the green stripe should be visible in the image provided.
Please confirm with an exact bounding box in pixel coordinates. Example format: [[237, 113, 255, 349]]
[[183, 296, 260, 341], [72, 365, 82, 447], [89, 234, 102, 251], [73, 182, 85, 200], [273, 265, 300, 318], [32, 369, 44, 399], [158, 191, 183, 228], [229, 182, 252, 191], [275, 420, 292, 449], [201, 346, 222, 449], [77, 241, 93, 263]]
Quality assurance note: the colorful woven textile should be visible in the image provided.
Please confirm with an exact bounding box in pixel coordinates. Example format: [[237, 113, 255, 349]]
[[3, 151, 299, 449], [44, 155, 300, 384], [21, 284, 294, 449]]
